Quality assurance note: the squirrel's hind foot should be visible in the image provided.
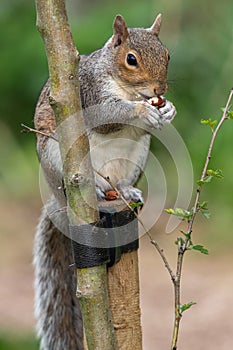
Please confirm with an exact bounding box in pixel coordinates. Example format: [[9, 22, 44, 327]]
[[118, 185, 144, 204], [96, 185, 143, 204]]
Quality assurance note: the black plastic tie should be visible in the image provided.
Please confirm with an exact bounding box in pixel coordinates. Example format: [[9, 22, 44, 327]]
[[70, 223, 110, 268]]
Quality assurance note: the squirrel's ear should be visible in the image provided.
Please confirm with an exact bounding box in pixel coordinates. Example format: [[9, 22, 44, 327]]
[[149, 14, 162, 36], [112, 15, 129, 47]]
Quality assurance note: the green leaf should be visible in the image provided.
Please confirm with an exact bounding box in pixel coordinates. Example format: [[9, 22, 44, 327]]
[[176, 237, 185, 245], [205, 175, 213, 183], [197, 175, 213, 185], [201, 210, 211, 219], [180, 301, 197, 313], [198, 201, 208, 210], [224, 105, 233, 119], [200, 118, 218, 130], [197, 202, 211, 219], [174, 208, 187, 217], [130, 202, 143, 209], [200, 201, 208, 208], [191, 245, 209, 255], [197, 179, 204, 185], [206, 169, 224, 179], [165, 208, 175, 215], [165, 208, 193, 221], [180, 230, 191, 240], [197, 169, 224, 185]]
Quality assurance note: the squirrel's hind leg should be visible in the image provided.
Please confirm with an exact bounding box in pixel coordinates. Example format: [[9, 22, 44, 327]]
[[33, 201, 83, 350]]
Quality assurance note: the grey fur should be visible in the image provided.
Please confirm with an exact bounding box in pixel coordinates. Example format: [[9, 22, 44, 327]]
[[34, 198, 83, 350]]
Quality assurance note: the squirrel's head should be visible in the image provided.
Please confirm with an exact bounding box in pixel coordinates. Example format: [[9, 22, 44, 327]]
[[109, 14, 170, 100]]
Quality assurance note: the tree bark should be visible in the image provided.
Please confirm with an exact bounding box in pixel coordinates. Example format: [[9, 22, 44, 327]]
[[35, 0, 117, 349]]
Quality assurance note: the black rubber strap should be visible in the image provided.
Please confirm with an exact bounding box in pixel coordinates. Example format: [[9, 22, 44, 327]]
[[121, 239, 139, 254], [70, 208, 139, 268], [70, 224, 110, 268], [99, 208, 139, 267]]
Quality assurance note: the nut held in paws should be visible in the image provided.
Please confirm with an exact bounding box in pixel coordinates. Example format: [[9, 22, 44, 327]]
[[105, 190, 118, 200], [148, 96, 165, 108]]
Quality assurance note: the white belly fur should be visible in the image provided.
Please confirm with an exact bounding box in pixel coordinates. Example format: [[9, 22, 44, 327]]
[[89, 126, 151, 191]]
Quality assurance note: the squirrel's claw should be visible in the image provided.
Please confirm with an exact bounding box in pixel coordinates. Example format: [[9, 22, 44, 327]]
[[118, 185, 144, 204], [96, 184, 144, 204], [96, 186, 106, 199], [159, 100, 176, 123], [137, 101, 162, 129]]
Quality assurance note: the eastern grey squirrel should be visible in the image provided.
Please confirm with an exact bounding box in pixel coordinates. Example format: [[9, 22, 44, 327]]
[[33, 14, 176, 350]]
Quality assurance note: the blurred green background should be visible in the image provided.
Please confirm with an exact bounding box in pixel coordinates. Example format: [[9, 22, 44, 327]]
[[1, 0, 233, 348]]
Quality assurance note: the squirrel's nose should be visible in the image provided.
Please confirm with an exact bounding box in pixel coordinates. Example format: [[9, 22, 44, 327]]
[[154, 84, 167, 96]]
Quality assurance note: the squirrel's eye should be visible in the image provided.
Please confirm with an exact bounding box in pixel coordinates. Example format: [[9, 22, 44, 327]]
[[126, 53, 138, 66]]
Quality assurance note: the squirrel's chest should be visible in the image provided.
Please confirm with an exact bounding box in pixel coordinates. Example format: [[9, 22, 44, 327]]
[[89, 126, 151, 188]]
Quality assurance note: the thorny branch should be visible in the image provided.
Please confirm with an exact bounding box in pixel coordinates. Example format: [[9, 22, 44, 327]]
[[186, 88, 233, 238], [21, 123, 58, 141], [171, 88, 233, 350]]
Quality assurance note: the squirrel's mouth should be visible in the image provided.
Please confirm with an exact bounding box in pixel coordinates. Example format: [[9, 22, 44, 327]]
[[137, 92, 153, 100], [133, 92, 153, 101], [136, 92, 162, 101], [135, 92, 166, 108], [115, 78, 155, 101]]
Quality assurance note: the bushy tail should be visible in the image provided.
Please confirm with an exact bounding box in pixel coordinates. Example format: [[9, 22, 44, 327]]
[[33, 201, 83, 350]]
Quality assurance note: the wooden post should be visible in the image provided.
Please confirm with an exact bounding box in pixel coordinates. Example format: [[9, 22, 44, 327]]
[[108, 251, 142, 349], [99, 200, 143, 349]]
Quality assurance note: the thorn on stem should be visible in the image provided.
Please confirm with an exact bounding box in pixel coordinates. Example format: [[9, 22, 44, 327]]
[[20, 128, 29, 134]]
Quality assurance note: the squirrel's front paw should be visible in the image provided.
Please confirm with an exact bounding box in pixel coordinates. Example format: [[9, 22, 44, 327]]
[[135, 101, 162, 129], [158, 100, 176, 123]]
